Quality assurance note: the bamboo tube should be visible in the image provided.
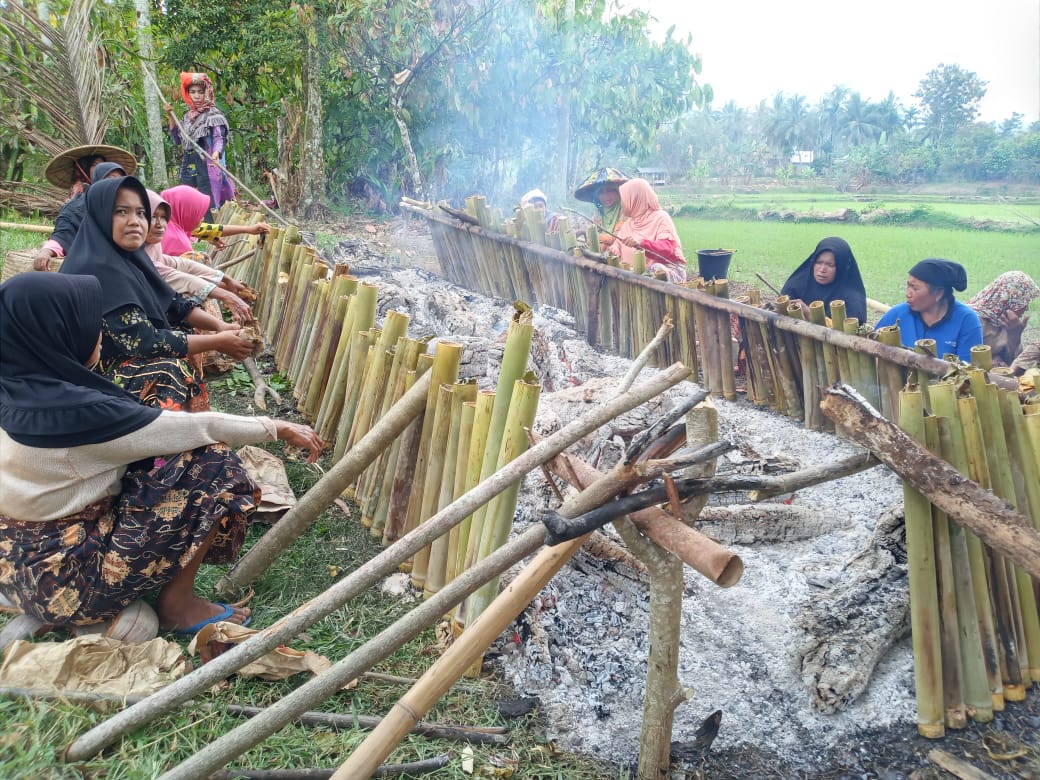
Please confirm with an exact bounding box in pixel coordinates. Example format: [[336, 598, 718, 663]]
[[444, 402, 477, 586], [829, 300, 852, 385], [971, 345, 993, 370], [876, 325, 905, 420], [410, 383, 457, 588], [278, 257, 321, 371], [360, 338, 416, 520], [302, 278, 358, 419], [325, 280, 380, 438], [899, 389, 945, 738], [809, 301, 840, 386], [929, 382, 1005, 712], [913, 340, 937, 410], [381, 372, 425, 546], [764, 319, 801, 419], [347, 311, 411, 453], [289, 278, 329, 386], [967, 371, 1034, 692], [463, 377, 542, 626], [923, 416, 967, 729], [398, 343, 463, 565], [714, 280, 737, 401], [333, 333, 378, 462], [787, 303, 822, 430], [424, 383, 477, 600], [452, 390, 496, 598], [461, 313, 534, 576], [269, 247, 307, 361], [296, 270, 352, 408], [934, 415, 994, 723], [958, 392, 1026, 699]]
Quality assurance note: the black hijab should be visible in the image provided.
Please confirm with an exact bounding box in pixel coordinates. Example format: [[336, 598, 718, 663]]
[[909, 259, 968, 298], [780, 236, 867, 323], [60, 175, 177, 325], [0, 274, 160, 447], [49, 162, 131, 252]]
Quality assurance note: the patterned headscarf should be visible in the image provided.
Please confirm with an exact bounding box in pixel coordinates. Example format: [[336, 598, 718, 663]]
[[178, 71, 228, 146], [180, 71, 216, 118], [967, 271, 1040, 325]]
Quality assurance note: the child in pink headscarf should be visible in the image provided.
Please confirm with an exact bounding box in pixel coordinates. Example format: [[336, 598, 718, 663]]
[[160, 184, 271, 257], [608, 178, 687, 283], [145, 189, 253, 322]]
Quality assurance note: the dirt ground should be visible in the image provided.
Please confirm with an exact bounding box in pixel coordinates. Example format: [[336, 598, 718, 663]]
[[291, 209, 1040, 780]]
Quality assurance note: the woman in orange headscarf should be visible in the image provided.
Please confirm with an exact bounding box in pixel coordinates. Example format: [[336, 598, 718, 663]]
[[607, 178, 687, 283], [164, 72, 236, 210]]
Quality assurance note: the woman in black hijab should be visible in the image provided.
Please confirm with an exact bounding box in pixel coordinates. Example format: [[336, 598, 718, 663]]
[[60, 175, 254, 411], [0, 273, 321, 634], [875, 258, 984, 363], [780, 237, 867, 323], [33, 161, 132, 271]]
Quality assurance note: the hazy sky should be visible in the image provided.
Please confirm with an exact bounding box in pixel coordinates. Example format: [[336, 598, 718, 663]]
[[640, 0, 1040, 125]]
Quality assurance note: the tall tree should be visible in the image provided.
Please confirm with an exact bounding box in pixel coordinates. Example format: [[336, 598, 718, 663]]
[[913, 63, 987, 145]]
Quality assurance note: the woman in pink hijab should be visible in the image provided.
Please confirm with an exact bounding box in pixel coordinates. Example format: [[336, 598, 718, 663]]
[[145, 189, 253, 322], [160, 184, 271, 257], [608, 178, 686, 283]]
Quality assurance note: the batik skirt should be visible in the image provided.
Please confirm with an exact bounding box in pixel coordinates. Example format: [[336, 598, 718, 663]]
[[0, 444, 258, 627], [106, 355, 210, 412]]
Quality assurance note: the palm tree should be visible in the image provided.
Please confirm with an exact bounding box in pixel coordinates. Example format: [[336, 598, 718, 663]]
[[842, 92, 883, 148]]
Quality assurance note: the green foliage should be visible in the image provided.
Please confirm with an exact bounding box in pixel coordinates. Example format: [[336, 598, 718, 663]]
[[913, 63, 987, 146]]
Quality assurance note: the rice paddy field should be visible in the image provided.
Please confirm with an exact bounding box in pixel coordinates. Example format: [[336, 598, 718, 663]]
[[673, 218, 1040, 312]]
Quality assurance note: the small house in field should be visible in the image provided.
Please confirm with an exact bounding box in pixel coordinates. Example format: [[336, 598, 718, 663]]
[[790, 151, 814, 172], [635, 167, 669, 187]]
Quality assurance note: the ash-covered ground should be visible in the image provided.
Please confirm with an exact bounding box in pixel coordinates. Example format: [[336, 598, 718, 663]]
[[325, 219, 1039, 779]]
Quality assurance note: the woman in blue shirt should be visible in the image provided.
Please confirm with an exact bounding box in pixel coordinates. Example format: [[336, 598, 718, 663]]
[[875, 259, 984, 363]]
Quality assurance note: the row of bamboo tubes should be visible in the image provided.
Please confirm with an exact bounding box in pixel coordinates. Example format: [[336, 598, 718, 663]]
[[405, 200, 1021, 432], [899, 348, 1040, 737], [208, 212, 545, 628]]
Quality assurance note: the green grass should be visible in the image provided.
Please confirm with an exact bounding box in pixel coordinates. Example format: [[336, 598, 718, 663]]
[[675, 218, 1040, 326], [0, 373, 626, 779]]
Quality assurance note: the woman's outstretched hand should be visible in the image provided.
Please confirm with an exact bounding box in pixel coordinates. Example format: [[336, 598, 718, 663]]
[[273, 421, 324, 463], [214, 328, 255, 360]]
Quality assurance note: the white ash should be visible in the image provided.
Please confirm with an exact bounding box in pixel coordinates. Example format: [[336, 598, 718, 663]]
[[334, 245, 914, 771]]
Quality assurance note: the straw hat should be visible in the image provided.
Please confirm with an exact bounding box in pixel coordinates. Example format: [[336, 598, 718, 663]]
[[44, 144, 137, 189], [573, 167, 630, 203]]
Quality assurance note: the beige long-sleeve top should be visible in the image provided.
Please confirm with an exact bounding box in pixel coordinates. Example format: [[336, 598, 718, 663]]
[[0, 411, 277, 522]]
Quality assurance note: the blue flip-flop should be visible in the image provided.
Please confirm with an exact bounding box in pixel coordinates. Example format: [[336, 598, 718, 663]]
[[170, 603, 252, 636]]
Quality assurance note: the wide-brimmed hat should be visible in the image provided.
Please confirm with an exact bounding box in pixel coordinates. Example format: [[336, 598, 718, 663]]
[[44, 144, 137, 189], [574, 167, 630, 203]]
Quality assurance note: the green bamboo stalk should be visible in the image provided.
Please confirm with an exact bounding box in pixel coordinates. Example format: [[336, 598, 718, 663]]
[[929, 382, 1004, 712], [461, 312, 534, 574], [335, 334, 379, 463], [411, 383, 457, 589], [876, 325, 905, 420], [452, 390, 496, 612], [924, 415, 967, 729], [934, 414, 994, 723], [787, 303, 822, 430], [462, 376, 542, 626], [971, 345, 993, 370], [444, 401, 477, 587], [399, 342, 464, 561], [323, 283, 379, 444], [913, 340, 937, 410], [899, 389, 945, 738], [289, 278, 330, 388], [809, 300, 839, 386], [347, 311, 411, 452], [958, 394, 1021, 704], [424, 382, 478, 600], [296, 270, 352, 408], [303, 277, 358, 418]]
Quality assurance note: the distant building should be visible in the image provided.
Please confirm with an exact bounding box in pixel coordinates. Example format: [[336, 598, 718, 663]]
[[790, 151, 814, 171], [635, 167, 669, 186]]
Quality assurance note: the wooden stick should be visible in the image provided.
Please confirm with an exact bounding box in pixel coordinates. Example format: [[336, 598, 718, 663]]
[[0, 687, 505, 744], [819, 384, 1040, 580], [64, 363, 691, 763], [926, 749, 997, 780], [0, 221, 53, 233], [215, 246, 260, 272], [215, 370, 432, 595], [243, 357, 281, 411], [211, 754, 450, 779]]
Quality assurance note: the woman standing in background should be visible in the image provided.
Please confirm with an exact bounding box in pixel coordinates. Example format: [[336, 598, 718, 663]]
[[165, 71, 236, 210]]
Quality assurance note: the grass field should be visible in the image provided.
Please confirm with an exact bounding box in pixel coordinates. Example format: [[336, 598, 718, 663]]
[[674, 218, 1040, 325]]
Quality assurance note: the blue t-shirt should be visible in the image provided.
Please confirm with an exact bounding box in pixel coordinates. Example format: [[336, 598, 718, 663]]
[[875, 300, 984, 363]]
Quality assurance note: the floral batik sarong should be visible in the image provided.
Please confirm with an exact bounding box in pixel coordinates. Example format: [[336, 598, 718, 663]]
[[0, 444, 257, 626]]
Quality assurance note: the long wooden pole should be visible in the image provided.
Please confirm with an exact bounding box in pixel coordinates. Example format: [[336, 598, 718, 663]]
[[64, 363, 691, 763]]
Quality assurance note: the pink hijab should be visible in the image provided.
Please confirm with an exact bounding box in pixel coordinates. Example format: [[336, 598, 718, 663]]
[[611, 178, 685, 266], [144, 189, 170, 266], [161, 184, 211, 256]]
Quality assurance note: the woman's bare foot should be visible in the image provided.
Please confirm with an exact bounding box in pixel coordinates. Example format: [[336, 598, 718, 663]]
[[157, 593, 250, 632]]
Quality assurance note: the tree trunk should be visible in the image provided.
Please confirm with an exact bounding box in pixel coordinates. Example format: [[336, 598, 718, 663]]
[[390, 86, 424, 200], [299, 16, 327, 219], [134, 0, 168, 188], [819, 385, 1040, 579]]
